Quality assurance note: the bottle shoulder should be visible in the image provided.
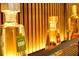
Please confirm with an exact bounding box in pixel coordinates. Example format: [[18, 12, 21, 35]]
[[71, 15, 79, 19]]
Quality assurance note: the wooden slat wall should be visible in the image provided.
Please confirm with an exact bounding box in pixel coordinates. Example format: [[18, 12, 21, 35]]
[[0, 3, 66, 54], [23, 3, 65, 54]]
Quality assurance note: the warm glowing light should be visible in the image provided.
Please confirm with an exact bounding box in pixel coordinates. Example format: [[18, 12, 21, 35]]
[[2, 10, 18, 24], [48, 16, 58, 43], [49, 16, 58, 31], [72, 5, 77, 16], [68, 5, 79, 40], [49, 31, 57, 43], [60, 33, 64, 42], [4, 52, 16, 56]]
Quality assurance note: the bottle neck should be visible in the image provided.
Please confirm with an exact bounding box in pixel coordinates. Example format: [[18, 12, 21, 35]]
[[72, 5, 77, 16], [5, 13, 16, 23], [2, 10, 18, 24]]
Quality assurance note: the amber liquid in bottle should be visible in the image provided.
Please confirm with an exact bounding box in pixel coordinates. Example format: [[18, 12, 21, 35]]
[[3, 26, 26, 56], [3, 27, 19, 56], [2, 11, 26, 56]]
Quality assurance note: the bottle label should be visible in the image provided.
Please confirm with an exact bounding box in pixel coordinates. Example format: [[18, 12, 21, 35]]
[[16, 34, 26, 52]]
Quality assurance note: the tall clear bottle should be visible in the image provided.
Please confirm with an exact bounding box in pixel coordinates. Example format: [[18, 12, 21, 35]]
[[1, 3, 26, 56], [68, 5, 79, 40]]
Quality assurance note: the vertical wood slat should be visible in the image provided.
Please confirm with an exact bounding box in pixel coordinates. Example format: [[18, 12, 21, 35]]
[[60, 4, 62, 41], [24, 3, 29, 54], [66, 4, 73, 40], [32, 3, 36, 52], [64, 3, 67, 40], [61, 4, 65, 41], [28, 3, 33, 53], [47, 3, 49, 30], [58, 3, 60, 31], [52, 3, 54, 16], [35, 3, 39, 51], [44, 3, 48, 48], [59, 4, 61, 41], [56, 3, 58, 30], [39, 3, 43, 49], [50, 3, 52, 16], [55, 3, 56, 16], [41, 4, 43, 49], [38, 4, 40, 50], [42, 3, 45, 48], [31, 4, 33, 53]]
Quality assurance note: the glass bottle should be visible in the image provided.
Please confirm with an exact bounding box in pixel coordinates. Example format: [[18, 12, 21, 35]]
[[47, 16, 61, 47], [1, 3, 26, 56], [68, 5, 79, 40]]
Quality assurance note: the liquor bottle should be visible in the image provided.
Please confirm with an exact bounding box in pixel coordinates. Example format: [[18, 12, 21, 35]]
[[47, 16, 60, 46], [68, 5, 79, 40], [1, 3, 26, 56]]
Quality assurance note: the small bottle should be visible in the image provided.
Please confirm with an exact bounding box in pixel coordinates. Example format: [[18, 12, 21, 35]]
[[47, 16, 60, 46]]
